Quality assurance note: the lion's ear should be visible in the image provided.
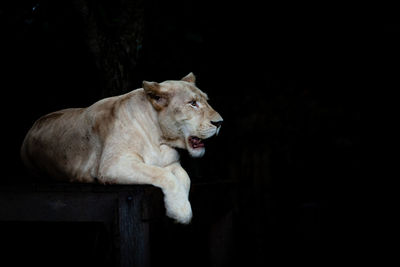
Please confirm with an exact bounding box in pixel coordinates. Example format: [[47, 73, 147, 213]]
[[181, 72, 196, 84], [143, 81, 169, 110]]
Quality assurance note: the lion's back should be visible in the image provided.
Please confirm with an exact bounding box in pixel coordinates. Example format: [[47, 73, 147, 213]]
[[20, 108, 96, 181]]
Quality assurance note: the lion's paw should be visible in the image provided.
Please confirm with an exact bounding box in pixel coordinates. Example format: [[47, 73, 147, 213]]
[[164, 196, 192, 224]]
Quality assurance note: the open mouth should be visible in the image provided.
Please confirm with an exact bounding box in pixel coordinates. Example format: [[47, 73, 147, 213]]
[[188, 136, 204, 149]]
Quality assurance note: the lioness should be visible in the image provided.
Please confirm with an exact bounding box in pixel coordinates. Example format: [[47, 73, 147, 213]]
[[21, 73, 222, 224]]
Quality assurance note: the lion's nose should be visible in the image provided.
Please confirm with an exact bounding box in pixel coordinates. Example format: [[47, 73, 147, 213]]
[[211, 120, 223, 128]]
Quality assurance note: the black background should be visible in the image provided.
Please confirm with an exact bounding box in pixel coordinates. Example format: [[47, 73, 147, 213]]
[[0, 0, 380, 266]]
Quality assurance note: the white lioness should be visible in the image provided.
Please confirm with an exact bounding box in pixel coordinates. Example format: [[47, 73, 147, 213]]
[[21, 73, 222, 224]]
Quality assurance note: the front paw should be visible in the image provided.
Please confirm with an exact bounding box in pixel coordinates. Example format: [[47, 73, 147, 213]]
[[164, 196, 193, 224]]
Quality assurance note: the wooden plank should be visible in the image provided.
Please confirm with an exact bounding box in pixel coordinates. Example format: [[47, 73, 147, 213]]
[[0, 192, 117, 222], [118, 190, 150, 267]]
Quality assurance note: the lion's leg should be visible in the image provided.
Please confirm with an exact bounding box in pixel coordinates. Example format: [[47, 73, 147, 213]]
[[98, 154, 192, 224], [165, 162, 191, 196]]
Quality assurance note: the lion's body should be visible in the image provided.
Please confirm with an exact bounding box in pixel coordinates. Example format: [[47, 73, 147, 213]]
[[21, 73, 222, 223]]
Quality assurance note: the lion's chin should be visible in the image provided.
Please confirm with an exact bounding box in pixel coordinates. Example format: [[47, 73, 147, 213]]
[[187, 136, 206, 158], [188, 146, 205, 158]]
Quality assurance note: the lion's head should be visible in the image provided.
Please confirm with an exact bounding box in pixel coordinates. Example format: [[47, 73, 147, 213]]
[[143, 73, 223, 157]]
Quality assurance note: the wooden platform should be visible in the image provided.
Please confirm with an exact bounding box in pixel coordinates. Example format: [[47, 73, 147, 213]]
[[0, 181, 235, 267]]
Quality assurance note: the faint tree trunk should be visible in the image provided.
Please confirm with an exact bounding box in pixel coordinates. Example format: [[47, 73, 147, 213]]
[[73, 0, 144, 97]]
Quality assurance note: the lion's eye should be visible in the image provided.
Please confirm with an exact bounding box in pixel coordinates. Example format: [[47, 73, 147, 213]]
[[189, 100, 198, 107]]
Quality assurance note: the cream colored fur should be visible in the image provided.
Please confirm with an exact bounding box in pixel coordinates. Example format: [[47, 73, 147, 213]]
[[20, 73, 222, 224]]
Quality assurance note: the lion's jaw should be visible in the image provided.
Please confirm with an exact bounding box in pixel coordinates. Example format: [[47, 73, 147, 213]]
[[158, 115, 219, 158], [182, 120, 224, 157]]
